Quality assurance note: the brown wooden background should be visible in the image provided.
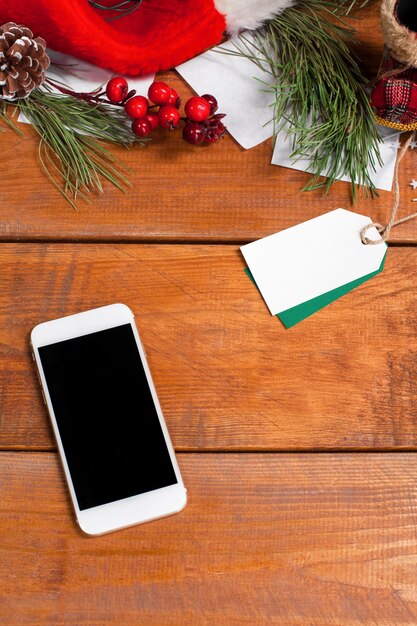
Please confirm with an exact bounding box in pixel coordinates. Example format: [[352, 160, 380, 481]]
[[1, 4, 417, 624]]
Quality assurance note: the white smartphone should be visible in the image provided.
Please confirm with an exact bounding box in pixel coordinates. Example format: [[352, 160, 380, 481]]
[[31, 303, 187, 536]]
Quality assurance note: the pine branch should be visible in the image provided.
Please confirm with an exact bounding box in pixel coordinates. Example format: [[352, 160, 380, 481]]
[[14, 86, 147, 208], [223, 0, 382, 200]]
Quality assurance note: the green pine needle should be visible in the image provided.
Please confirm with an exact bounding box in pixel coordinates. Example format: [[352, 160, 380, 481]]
[[222, 0, 381, 200], [12, 86, 147, 209], [338, 0, 375, 15], [0, 100, 25, 136]]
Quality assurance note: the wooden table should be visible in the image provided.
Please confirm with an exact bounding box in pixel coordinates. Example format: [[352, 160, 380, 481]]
[[1, 6, 417, 624]]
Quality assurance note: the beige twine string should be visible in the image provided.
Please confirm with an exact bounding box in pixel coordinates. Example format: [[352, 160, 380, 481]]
[[361, 134, 417, 245]]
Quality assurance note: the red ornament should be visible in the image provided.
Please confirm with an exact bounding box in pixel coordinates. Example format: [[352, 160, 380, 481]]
[[148, 81, 171, 105], [106, 76, 128, 104], [184, 96, 211, 122], [124, 95, 148, 119], [132, 117, 152, 137], [158, 105, 181, 129]]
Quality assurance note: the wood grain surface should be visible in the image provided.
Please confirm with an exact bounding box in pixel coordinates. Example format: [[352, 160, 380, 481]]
[[1, 6, 416, 244], [1, 244, 416, 452], [1, 5, 417, 624], [1, 451, 417, 626]]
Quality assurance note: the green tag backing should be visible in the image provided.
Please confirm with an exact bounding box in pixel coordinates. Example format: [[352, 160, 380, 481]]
[[244, 252, 386, 328]]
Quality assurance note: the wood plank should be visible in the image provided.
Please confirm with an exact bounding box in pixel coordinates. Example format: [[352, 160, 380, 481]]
[[1, 244, 416, 451], [1, 7, 416, 244], [1, 451, 417, 625]]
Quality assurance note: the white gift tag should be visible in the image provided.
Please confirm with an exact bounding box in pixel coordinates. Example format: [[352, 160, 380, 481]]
[[177, 35, 275, 149], [241, 209, 387, 316]]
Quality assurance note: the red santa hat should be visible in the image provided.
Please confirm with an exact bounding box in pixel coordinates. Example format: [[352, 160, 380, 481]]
[[0, 0, 294, 76]]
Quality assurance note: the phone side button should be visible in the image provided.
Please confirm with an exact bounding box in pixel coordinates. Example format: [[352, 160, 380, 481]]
[[41, 389, 47, 405]]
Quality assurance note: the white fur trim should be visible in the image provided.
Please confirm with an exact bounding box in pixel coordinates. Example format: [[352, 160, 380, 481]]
[[381, 0, 417, 66], [214, 0, 295, 35]]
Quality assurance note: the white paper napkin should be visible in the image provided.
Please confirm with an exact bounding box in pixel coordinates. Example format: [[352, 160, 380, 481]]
[[271, 124, 401, 192], [177, 35, 275, 150]]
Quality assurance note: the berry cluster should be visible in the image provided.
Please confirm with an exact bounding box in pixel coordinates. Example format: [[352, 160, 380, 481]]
[[105, 77, 226, 145]]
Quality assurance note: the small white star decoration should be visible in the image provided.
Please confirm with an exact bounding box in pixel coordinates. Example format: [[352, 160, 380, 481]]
[[409, 133, 417, 150], [408, 134, 417, 198], [386, 138, 401, 151]]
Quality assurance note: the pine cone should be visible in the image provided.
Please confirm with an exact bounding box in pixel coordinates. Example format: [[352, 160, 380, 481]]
[[0, 22, 50, 100]]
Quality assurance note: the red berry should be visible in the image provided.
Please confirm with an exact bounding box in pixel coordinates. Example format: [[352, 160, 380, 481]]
[[132, 117, 152, 137], [124, 95, 148, 119], [182, 122, 205, 145], [158, 105, 181, 129], [201, 94, 218, 115], [167, 87, 180, 108], [185, 96, 211, 122], [144, 112, 159, 130], [148, 81, 171, 105], [106, 76, 129, 104], [204, 118, 226, 143]]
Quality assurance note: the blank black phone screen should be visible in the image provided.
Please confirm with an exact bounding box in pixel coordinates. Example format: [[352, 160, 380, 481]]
[[38, 323, 177, 510]]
